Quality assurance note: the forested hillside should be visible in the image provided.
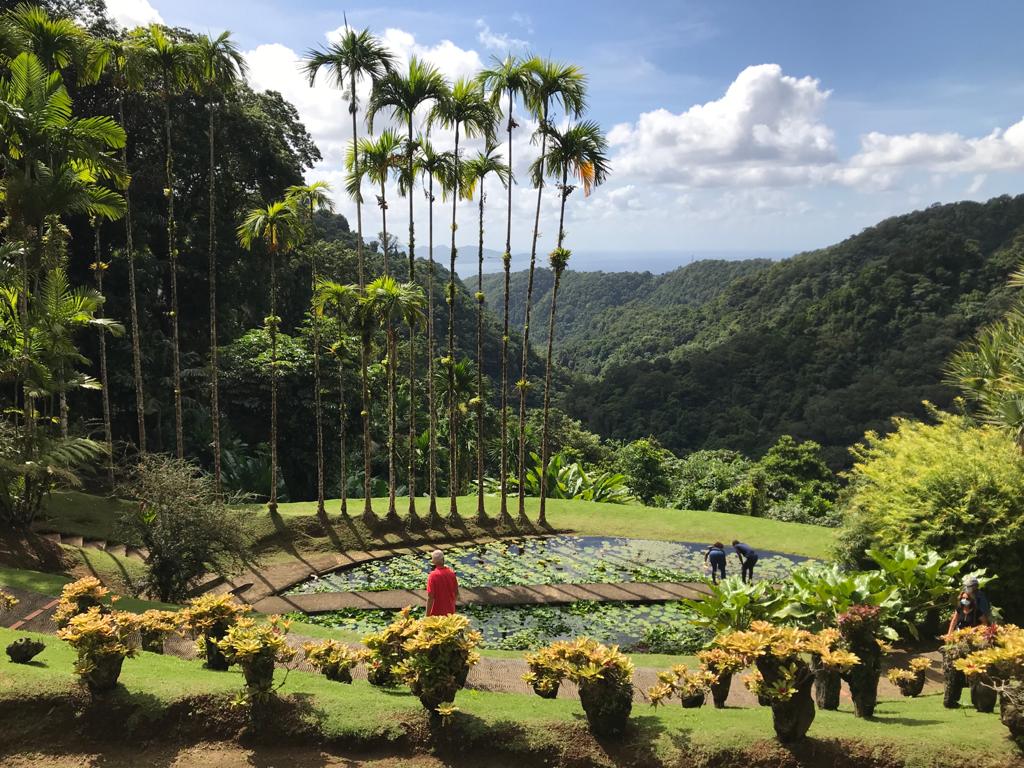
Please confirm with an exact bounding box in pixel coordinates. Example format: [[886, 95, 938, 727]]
[[527, 196, 1024, 465]]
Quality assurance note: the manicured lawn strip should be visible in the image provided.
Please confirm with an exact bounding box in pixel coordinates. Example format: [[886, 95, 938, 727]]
[[0, 627, 1013, 768], [46, 492, 835, 559], [0, 566, 71, 594]]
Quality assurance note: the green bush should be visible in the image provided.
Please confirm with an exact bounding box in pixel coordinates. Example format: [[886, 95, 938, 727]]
[[671, 449, 752, 510], [615, 437, 672, 505], [838, 410, 1024, 619]]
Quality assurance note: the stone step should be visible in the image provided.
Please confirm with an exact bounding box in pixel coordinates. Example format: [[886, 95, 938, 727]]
[[61, 535, 83, 548], [82, 539, 106, 551], [125, 546, 149, 560], [103, 543, 127, 558]]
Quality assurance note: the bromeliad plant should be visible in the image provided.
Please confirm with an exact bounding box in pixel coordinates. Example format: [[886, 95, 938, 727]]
[[956, 624, 1024, 749], [53, 577, 113, 628], [57, 607, 138, 695], [887, 657, 933, 697], [560, 637, 635, 737], [395, 613, 481, 717], [648, 664, 716, 709], [836, 605, 887, 718], [180, 593, 249, 671], [697, 647, 746, 708], [303, 639, 362, 683], [363, 606, 418, 687], [523, 640, 571, 699], [0, 590, 17, 613], [217, 615, 296, 700], [136, 609, 180, 653]]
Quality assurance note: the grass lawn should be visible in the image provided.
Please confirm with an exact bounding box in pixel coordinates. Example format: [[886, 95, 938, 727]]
[[42, 491, 836, 559], [0, 626, 1016, 768]]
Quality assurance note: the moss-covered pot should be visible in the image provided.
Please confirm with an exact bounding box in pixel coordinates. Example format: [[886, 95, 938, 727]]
[[895, 673, 926, 698], [710, 673, 731, 709], [241, 655, 276, 693], [971, 678, 997, 713], [943, 647, 966, 708], [578, 678, 633, 737], [203, 629, 231, 671], [843, 643, 881, 718], [532, 682, 559, 699], [140, 630, 165, 654], [810, 656, 841, 711], [1000, 688, 1024, 752], [367, 663, 396, 688], [764, 670, 815, 743], [323, 664, 353, 684], [6, 638, 44, 664], [84, 653, 125, 694], [680, 691, 705, 709]]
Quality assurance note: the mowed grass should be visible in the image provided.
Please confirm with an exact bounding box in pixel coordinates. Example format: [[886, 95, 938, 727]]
[[0, 626, 1015, 768], [44, 491, 836, 559]]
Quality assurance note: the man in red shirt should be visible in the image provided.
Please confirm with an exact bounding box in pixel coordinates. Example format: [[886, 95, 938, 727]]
[[425, 549, 459, 616]]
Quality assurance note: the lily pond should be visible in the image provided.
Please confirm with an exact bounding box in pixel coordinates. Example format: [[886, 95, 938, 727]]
[[288, 535, 805, 593], [290, 536, 808, 653]]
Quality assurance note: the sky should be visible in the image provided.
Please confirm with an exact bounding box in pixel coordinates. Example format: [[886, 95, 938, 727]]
[[104, 0, 1024, 272]]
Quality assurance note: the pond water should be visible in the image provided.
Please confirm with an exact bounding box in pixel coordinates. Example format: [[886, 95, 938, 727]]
[[287, 535, 806, 595], [295, 600, 714, 653]]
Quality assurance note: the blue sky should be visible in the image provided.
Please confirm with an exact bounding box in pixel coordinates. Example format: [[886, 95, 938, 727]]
[[107, 0, 1024, 270]]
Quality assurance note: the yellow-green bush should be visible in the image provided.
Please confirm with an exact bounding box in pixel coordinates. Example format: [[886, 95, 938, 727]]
[[57, 607, 138, 695], [303, 639, 361, 684], [362, 606, 417, 687], [217, 615, 295, 699], [395, 613, 481, 716], [180, 593, 249, 670], [53, 576, 111, 628]]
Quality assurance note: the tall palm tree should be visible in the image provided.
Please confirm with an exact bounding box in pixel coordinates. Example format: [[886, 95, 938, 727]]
[[516, 58, 587, 523], [366, 57, 448, 523], [89, 220, 114, 488], [236, 200, 302, 514], [358, 276, 425, 524], [477, 55, 535, 524], [133, 25, 197, 459], [91, 35, 148, 455], [530, 121, 609, 524], [347, 130, 403, 275], [195, 30, 247, 493], [4, 3, 87, 77], [462, 145, 511, 524], [430, 78, 496, 521], [286, 182, 335, 517], [415, 140, 456, 527], [313, 280, 361, 515]]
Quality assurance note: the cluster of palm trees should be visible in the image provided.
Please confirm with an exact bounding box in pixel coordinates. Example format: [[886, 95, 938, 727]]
[[282, 27, 609, 527]]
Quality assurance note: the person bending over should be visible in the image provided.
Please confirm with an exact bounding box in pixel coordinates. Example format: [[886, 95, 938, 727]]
[[732, 540, 759, 584], [704, 542, 727, 584], [425, 549, 459, 616]]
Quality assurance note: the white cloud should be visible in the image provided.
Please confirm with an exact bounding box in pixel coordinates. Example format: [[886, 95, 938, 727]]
[[475, 19, 528, 51], [609, 64, 836, 187], [104, 0, 162, 28], [967, 174, 987, 194]]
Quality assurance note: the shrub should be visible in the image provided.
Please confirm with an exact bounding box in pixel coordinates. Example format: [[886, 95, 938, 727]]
[[118, 456, 250, 602], [53, 577, 112, 628], [648, 664, 716, 708], [562, 638, 635, 737], [217, 616, 296, 699], [838, 411, 1024, 620], [684, 576, 782, 634], [671, 449, 752, 511], [524, 641, 571, 699], [363, 606, 418, 687], [303, 639, 361, 683], [615, 437, 672, 505], [180, 593, 249, 671], [57, 607, 138, 695], [136, 609, 179, 653], [956, 624, 1024, 748], [0, 590, 17, 613], [395, 614, 481, 717], [837, 605, 886, 718], [715, 621, 858, 743]]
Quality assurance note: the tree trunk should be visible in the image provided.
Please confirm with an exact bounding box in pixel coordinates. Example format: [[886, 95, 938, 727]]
[[119, 96, 146, 454], [447, 125, 461, 523], [164, 94, 184, 459], [268, 249, 279, 514], [338, 363, 347, 515], [352, 71, 375, 526], [406, 114, 419, 525], [517, 102, 549, 524], [499, 91, 514, 526], [312, 207, 325, 518], [426, 178, 441, 528], [94, 226, 115, 489], [208, 102, 221, 492], [475, 179, 488, 525], [386, 324, 399, 523]]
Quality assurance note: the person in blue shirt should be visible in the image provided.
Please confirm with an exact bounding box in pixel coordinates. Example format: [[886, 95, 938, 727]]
[[732, 540, 759, 583], [960, 577, 991, 623], [703, 542, 727, 584]]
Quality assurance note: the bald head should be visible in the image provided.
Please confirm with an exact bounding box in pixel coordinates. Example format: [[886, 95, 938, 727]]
[[430, 550, 445, 567]]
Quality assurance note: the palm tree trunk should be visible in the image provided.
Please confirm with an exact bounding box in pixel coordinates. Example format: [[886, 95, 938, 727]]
[[381, 179, 390, 276], [269, 248, 279, 514], [95, 225, 115, 489], [164, 95, 184, 459], [119, 96, 146, 455], [338, 363, 348, 515], [406, 114, 419, 525], [427, 178, 441, 528], [499, 91, 514, 526], [386, 324, 399, 523], [352, 72, 375, 526], [475, 181, 487, 525], [312, 209, 325, 518], [447, 125, 461, 523], [208, 102, 222, 493], [517, 102, 549, 523]]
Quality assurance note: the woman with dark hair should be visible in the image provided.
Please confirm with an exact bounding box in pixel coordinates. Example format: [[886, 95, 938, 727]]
[[704, 542, 727, 584]]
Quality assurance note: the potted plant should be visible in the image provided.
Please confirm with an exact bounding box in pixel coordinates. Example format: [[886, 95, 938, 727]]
[[837, 605, 886, 718], [363, 607, 418, 687], [0, 590, 17, 614], [136, 609, 179, 653], [957, 624, 1024, 750], [303, 639, 362, 683], [697, 647, 745, 708], [53, 577, 112, 628], [648, 664, 716, 709], [887, 657, 932, 697], [944, 625, 999, 711], [217, 616, 296, 699], [561, 638, 635, 737], [179, 593, 248, 671], [524, 641, 570, 699], [394, 614, 481, 718], [57, 607, 138, 695]]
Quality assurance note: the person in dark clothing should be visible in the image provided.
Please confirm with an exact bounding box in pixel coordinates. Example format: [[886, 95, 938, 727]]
[[947, 590, 988, 635], [732, 540, 758, 583], [704, 542, 727, 584], [961, 577, 992, 624]]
